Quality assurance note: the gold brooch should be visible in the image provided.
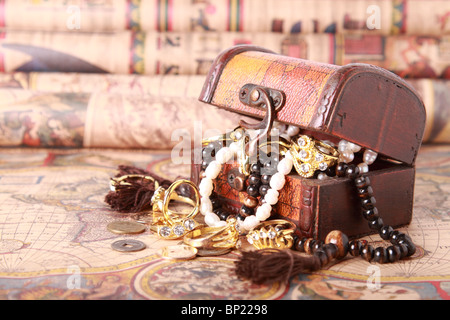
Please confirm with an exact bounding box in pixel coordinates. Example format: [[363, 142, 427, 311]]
[[290, 135, 339, 178], [246, 219, 296, 250]]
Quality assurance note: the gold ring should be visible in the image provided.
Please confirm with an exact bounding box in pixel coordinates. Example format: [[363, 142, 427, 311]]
[[151, 179, 201, 240], [162, 180, 199, 222], [183, 217, 239, 251], [246, 219, 296, 250], [151, 186, 197, 217], [290, 135, 339, 178]]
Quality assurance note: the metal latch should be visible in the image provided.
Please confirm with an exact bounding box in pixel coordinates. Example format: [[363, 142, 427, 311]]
[[238, 84, 286, 157]]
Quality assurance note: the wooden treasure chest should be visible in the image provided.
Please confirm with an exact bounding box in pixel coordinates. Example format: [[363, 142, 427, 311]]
[[191, 45, 426, 240]]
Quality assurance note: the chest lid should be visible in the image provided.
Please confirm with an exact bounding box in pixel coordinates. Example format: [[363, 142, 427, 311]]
[[199, 45, 426, 166]]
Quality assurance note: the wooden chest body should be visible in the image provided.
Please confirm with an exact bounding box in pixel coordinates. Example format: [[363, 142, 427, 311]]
[[192, 45, 426, 240]]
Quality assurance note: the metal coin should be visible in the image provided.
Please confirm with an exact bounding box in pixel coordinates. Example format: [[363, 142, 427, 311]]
[[158, 245, 198, 260], [107, 220, 146, 234], [111, 239, 146, 252]]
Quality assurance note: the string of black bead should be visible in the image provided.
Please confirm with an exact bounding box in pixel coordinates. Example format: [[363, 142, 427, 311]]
[[201, 139, 337, 224], [202, 135, 417, 266], [292, 162, 417, 266], [201, 139, 279, 223]]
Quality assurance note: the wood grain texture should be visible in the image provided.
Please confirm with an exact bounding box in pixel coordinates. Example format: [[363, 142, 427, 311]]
[[199, 45, 426, 165]]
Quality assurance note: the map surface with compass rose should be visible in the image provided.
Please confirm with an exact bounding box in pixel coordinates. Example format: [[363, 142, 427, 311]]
[[0, 145, 449, 300]]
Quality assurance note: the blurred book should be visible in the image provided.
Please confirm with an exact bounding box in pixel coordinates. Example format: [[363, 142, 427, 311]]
[[0, 31, 449, 78], [1, 0, 449, 35]]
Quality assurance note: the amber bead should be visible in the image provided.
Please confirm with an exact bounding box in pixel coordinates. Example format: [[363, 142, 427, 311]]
[[357, 186, 374, 198], [361, 196, 376, 210], [335, 162, 348, 177], [368, 217, 384, 231], [234, 175, 247, 191], [354, 175, 371, 188], [345, 164, 360, 179], [304, 238, 315, 254], [243, 195, 258, 208], [325, 230, 349, 259], [360, 244, 374, 262], [239, 205, 254, 217], [379, 225, 394, 240], [389, 230, 403, 244], [294, 237, 307, 252], [314, 249, 330, 266], [387, 245, 401, 263], [373, 247, 388, 263], [361, 207, 379, 221], [349, 240, 362, 256], [322, 243, 338, 260], [398, 235, 416, 257]]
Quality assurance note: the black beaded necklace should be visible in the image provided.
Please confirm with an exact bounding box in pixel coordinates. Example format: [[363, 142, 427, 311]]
[[234, 165, 417, 284], [202, 137, 417, 284], [292, 164, 416, 264], [201, 139, 336, 225]]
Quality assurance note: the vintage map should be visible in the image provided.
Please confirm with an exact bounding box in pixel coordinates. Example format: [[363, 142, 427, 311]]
[[0, 144, 448, 300]]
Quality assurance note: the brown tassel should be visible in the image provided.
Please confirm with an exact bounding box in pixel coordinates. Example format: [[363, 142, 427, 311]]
[[104, 165, 173, 213], [234, 249, 322, 285]]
